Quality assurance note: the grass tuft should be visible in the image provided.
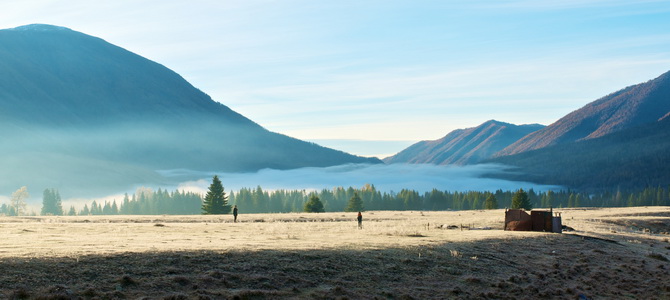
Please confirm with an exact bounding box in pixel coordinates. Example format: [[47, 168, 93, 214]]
[[9, 288, 29, 299], [406, 233, 426, 237], [648, 253, 669, 261], [118, 275, 137, 287]]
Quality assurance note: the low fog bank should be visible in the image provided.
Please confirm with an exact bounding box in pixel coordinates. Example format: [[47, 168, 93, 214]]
[[170, 163, 562, 195], [4, 163, 560, 211]]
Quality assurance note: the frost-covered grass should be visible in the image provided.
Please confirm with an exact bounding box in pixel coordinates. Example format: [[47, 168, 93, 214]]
[[0, 207, 668, 299]]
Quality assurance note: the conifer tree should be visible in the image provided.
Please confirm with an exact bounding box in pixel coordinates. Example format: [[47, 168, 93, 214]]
[[80, 204, 90, 215], [511, 188, 532, 210], [345, 192, 364, 212], [202, 175, 231, 214], [484, 193, 498, 209], [41, 188, 64, 216], [542, 190, 554, 208], [303, 194, 325, 213], [90, 200, 100, 215]]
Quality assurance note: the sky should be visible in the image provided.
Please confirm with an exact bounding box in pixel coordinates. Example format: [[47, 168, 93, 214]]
[[2, 0, 670, 157]]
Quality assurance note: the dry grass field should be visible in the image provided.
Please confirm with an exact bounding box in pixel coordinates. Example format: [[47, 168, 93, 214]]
[[0, 207, 669, 299]]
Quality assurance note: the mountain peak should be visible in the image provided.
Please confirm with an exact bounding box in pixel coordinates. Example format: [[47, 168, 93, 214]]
[[482, 119, 507, 125], [384, 120, 544, 165], [8, 24, 72, 32]]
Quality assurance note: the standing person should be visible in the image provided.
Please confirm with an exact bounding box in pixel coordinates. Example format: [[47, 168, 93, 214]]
[[357, 211, 362, 229], [233, 205, 238, 223]]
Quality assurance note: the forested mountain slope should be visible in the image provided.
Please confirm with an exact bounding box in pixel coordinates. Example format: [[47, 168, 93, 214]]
[[497, 70, 670, 156], [487, 117, 670, 191], [0, 24, 379, 196], [384, 120, 543, 165]]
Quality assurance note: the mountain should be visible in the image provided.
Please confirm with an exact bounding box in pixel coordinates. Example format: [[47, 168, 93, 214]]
[[497, 70, 670, 156], [486, 116, 670, 191], [384, 120, 544, 165], [0, 24, 379, 197]]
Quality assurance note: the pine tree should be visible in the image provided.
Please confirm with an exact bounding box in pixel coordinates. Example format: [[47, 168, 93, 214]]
[[202, 175, 231, 214], [567, 193, 575, 208], [41, 188, 64, 216], [543, 190, 554, 208], [484, 193, 498, 209], [511, 188, 532, 210], [303, 194, 325, 213], [345, 192, 364, 212], [90, 200, 100, 215], [80, 204, 90, 215], [111, 201, 119, 214]]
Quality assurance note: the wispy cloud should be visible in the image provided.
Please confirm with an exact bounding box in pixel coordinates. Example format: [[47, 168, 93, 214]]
[[222, 55, 670, 140]]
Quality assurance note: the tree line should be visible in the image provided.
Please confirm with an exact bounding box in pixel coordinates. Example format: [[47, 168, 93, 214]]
[[0, 186, 202, 216], [228, 185, 670, 213], [1, 179, 669, 216]]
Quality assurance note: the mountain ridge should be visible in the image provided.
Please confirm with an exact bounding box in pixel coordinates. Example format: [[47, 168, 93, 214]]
[[384, 120, 544, 165], [496, 70, 670, 156], [486, 116, 670, 191], [0, 24, 380, 196]]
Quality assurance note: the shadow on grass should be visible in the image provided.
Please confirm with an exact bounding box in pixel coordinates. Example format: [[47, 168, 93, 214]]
[[1, 234, 669, 299]]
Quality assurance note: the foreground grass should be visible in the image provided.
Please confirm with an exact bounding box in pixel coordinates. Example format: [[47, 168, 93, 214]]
[[0, 208, 669, 299]]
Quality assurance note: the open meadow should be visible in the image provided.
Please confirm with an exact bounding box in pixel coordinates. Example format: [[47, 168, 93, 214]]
[[1, 207, 669, 299]]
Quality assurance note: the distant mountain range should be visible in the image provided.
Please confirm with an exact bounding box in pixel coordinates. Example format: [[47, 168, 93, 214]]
[[384, 120, 544, 165], [0, 24, 379, 196], [387, 70, 670, 191]]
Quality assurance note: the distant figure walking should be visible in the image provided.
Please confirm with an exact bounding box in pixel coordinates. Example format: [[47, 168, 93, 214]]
[[357, 211, 362, 229], [233, 205, 238, 223]]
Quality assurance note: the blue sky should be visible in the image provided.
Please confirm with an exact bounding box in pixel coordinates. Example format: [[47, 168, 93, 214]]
[[2, 0, 670, 157]]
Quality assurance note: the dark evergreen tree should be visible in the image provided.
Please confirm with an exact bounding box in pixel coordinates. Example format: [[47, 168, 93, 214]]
[[399, 189, 422, 210], [41, 188, 64, 216], [202, 175, 231, 214], [303, 194, 325, 213], [511, 188, 532, 210], [567, 193, 575, 207], [484, 193, 498, 209], [80, 204, 90, 215], [345, 192, 364, 212], [90, 200, 101, 215], [541, 190, 554, 208]]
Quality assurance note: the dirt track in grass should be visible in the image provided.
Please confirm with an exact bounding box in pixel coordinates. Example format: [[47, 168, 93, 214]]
[[1, 208, 669, 299]]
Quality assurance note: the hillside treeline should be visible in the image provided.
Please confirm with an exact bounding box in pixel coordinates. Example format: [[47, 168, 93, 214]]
[[489, 117, 670, 191], [42, 188, 201, 216], [2, 185, 669, 216]]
